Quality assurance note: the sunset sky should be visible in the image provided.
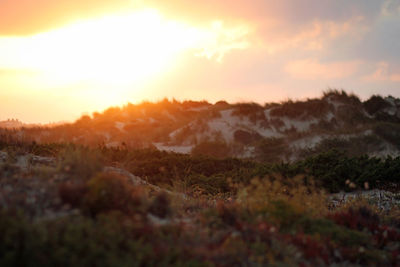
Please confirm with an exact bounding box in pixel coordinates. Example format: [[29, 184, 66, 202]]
[[1, 0, 400, 123]]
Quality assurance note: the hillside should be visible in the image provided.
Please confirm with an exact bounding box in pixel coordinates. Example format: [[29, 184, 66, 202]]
[[1, 91, 400, 265], [0, 119, 30, 129], [2, 90, 400, 162]]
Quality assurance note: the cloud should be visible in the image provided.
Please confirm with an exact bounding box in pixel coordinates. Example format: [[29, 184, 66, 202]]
[[381, 0, 400, 16], [285, 59, 361, 80], [259, 16, 367, 54], [2, 0, 400, 116], [194, 21, 251, 62], [0, 0, 389, 63], [144, 0, 385, 24], [353, 14, 400, 62], [0, 0, 132, 35], [0, 0, 387, 35], [363, 62, 400, 82]]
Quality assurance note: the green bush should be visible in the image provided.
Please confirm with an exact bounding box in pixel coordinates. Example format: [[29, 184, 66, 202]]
[[83, 172, 145, 215], [270, 99, 332, 119], [148, 192, 171, 218], [232, 103, 266, 123], [300, 135, 384, 157], [191, 140, 231, 159], [58, 146, 103, 180], [323, 89, 362, 105], [293, 150, 400, 192], [255, 138, 288, 163], [59, 172, 146, 216], [233, 130, 262, 145], [363, 95, 391, 115], [0, 210, 201, 267], [373, 122, 400, 148]]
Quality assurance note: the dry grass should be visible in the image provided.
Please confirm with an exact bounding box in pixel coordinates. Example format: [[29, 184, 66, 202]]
[[237, 174, 329, 217]]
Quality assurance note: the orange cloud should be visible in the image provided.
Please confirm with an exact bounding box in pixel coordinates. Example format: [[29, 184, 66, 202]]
[[195, 21, 252, 62], [285, 59, 361, 80], [260, 16, 367, 54], [363, 62, 400, 82], [0, 0, 132, 35]]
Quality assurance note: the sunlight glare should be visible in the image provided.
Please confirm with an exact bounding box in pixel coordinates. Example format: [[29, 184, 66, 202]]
[[0, 9, 205, 87], [0, 8, 251, 110]]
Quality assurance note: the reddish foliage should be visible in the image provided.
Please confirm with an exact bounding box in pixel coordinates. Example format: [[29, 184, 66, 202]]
[[290, 233, 331, 264], [216, 201, 238, 226], [373, 225, 400, 248], [84, 172, 144, 215], [330, 207, 400, 249], [329, 207, 380, 232], [58, 181, 88, 207], [148, 192, 171, 218]]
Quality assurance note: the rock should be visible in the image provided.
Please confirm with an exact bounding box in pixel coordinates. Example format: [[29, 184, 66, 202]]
[[329, 189, 400, 210]]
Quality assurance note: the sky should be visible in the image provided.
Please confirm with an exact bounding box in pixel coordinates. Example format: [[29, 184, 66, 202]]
[[0, 0, 400, 123]]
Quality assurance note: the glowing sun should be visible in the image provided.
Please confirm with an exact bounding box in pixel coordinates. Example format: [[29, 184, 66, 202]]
[[0, 8, 250, 111], [0, 9, 208, 87]]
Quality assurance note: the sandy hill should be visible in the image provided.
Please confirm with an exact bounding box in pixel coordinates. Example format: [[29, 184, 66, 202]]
[[2, 90, 400, 162]]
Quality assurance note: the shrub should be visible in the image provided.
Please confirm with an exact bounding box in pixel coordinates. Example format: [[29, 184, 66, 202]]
[[58, 181, 88, 207], [83, 172, 145, 215], [298, 217, 369, 247], [300, 135, 384, 157], [254, 138, 288, 163], [363, 95, 391, 115], [232, 103, 264, 117], [373, 122, 400, 148], [329, 206, 380, 232], [323, 89, 361, 105], [336, 104, 370, 125], [270, 99, 332, 119], [0, 210, 202, 267], [312, 118, 337, 132], [148, 192, 171, 218], [237, 175, 328, 220], [269, 118, 285, 129], [59, 171, 146, 216], [233, 130, 262, 145], [191, 141, 231, 159], [58, 147, 103, 181], [186, 173, 231, 196], [294, 150, 400, 192]]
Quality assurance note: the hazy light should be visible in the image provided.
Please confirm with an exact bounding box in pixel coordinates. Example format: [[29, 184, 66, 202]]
[[0, 10, 204, 86], [0, 8, 251, 112]]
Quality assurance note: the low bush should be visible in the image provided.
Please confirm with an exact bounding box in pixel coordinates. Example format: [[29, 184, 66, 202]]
[[83, 172, 145, 215], [323, 89, 362, 105], [270, 99, 332, 119], [58, 146, 103, 181], [191, 140, 231, 159], [148, 192, 171, 218], [59, 172, 147, 216], [2, 137, 400, 195], [374, 122, 400, 148], [300, 135, 384, 157], [232, 103, 266, 124], [58, 181, 88, 207], [237, 175, 328, 220], [233, 130, 262, 145], [274, 150, 400, 192], [254, 137, 289, 163], [0, 210, 200, 267], [364, 95, 391, 115]]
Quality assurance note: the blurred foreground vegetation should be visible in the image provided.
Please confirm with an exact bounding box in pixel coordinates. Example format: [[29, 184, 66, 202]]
[[0, 138, 399, 266]]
